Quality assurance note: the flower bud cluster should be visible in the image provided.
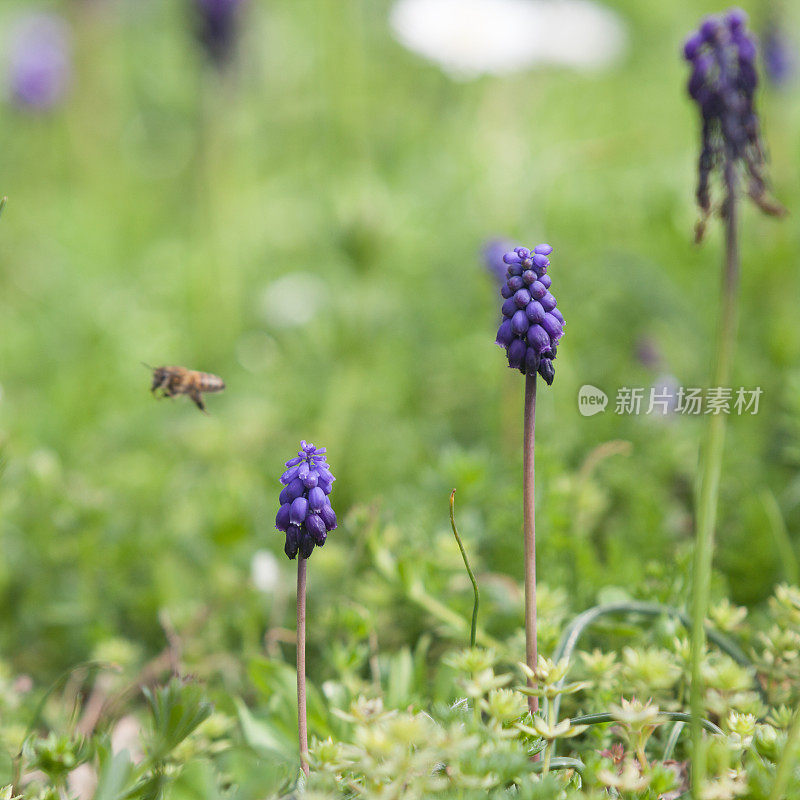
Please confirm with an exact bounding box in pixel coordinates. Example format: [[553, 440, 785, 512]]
[[495, 245, 564, 385]]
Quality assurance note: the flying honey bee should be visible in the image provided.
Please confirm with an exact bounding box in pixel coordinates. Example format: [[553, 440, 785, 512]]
[[146, 364, 225, 413]]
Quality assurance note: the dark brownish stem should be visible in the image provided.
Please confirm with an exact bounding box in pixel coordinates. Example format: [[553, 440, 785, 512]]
[[523, 373, 539, 715], [297, 558, 309, 777]]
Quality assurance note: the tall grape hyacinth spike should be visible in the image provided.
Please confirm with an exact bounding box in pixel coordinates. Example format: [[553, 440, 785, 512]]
[[683, 8, 785, 241], [496, 243, 563, 717], [495, 245, 564, 386], [276, 441, 335, 778], [275, 441, 337, 560]]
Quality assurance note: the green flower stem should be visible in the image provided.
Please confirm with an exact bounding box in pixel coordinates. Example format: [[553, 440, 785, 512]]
[[297, 558, 309, 777], [691, 162, 739, 798], [523, 373, 539, 716], [449, 490, 479, 649], [543, 699, 555, 774]]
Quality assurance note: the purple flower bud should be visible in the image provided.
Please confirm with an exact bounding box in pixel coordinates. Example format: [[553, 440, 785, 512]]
[[496, 319, 515, 347], [513, 288, 531, 308], [539, 273, 552, 289], [319, 502, 337, 531], [525, 301, 545, 324], [529, 281, 546, 300], [290, 496, 308, 525], [275, 503, 291, 531], [522, 270, 536, 284], [279, 477, 305, 505], [308, 486, 326, 511], [551, 307, 565, 326], [507, 338, 526, 369], [527, 324, 551, 354], [299, 532, 315, 559], [538, 358, 555, 385], [532, 254, 549, 271], [275, 441, 336, 559], [501, 283, 513, 299], [285, 525, 301, 559], [501, 298, 517, 318], [540, 292, 557, 312], [511, 310, 529, 335], [533, 243, 553, 255], [725, 8, 747, 31], [302, 471, 318, 488], [305, 513, 327, 544], [503, 251, 522, 265], [516, 247, 530, 258], [508, 275, 525, 291], [506, 263, 523, 277], [683, 32, 703, 60], [281, 464, 300, 484], [541, 313, 563, 341], [525, 348, 540, 374]]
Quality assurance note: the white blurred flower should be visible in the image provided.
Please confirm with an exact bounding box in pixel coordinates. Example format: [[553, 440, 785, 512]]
[[251, 549, 281, 593], [389, 0, 627, 79], [259, 273, 326, 329]]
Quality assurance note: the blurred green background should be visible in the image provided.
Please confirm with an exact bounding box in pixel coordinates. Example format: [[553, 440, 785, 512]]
[[0, 0, 798, 689]]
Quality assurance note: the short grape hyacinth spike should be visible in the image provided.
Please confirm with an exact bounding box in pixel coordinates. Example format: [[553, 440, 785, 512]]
[[682, 8, 785, 240], [275, 441, 336, 560], [194, 0, 244, 66], [495, 244, 564, 386], [8, 13, 71, 111]]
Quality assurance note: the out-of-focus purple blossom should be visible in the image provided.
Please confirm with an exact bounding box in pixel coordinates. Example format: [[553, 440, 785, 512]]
[[495, 244, 564, 386], [762, 23, 794, 87], [194, 0, 245, 66], [275, 441, 336, 560], [6, 13, 71, 111], [482, 238, 514, 286], [683, 8, 784, 239]]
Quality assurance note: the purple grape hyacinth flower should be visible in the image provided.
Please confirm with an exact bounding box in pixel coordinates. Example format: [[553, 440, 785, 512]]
[[482, 238, 514, 286], [683, 8, 784, 239], [495, 244, 564, 385], [275, 441, 336, 560], [194, 0, 245, 66], [762, 23, 794, 87], [7, 14, 71, 111]]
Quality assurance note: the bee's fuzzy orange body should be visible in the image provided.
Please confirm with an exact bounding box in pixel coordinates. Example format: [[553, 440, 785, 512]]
[[149, 365, 225, 413]]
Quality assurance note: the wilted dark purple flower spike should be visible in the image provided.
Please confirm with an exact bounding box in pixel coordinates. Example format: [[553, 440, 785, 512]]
[[275, 441, 336, 560], [683, 8, 785, 241], [7, 14, 71, 111], [495, 244, 564, 386], [194, 0, 245, 66]]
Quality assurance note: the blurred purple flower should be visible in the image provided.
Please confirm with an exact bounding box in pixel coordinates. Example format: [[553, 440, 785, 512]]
[[683, 8, 784, 238], [762, 23, 794, 87], [482, 238, 514, 286], [275, 441, 336, 560], [7, 13, 71, 111], [194, 0, 245, 66], [495, 244, 564, 385]]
